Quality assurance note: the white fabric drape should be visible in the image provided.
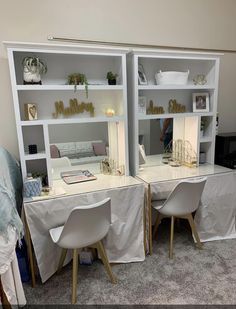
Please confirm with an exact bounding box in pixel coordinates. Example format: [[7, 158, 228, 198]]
[[24, 183, 145, 283], [150, 171, 236, 242], [0, 227, 26, 306]]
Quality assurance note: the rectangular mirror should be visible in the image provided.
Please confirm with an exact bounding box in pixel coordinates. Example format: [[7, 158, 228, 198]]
[[139, 118, 173, 167], [48, 122, 108, 180]]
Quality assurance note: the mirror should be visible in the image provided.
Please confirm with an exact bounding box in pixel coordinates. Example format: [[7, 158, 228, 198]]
[[48, 123, 109, 180], [139, 118, 173, 166]]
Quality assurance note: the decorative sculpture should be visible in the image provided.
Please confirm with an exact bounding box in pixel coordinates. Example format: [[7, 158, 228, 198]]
[[100, 158, 124, 176], [171, 139, 198, 167]]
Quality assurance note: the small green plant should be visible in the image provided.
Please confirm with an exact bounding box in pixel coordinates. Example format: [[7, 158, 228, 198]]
[[106, 71, 118, 81], [67, 73, 88, 98], [201, 119, 206, 131], [22, 56, 47, 74]]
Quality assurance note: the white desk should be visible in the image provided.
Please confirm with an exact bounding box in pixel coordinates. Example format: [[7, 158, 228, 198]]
[[24, 174, 145, 283], [137, 164, 236, 254]]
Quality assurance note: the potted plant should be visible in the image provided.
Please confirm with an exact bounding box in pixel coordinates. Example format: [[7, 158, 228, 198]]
[[106, 71, 118, 85], [22, 56, 47, 84], [67, 73, 88, 98]]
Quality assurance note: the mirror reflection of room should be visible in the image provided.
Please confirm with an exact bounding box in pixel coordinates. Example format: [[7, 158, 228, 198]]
[[139, 118, 173, 167], [48, 123, 108, 180]]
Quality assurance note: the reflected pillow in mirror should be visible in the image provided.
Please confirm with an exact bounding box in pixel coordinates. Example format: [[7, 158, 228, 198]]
[[92, 142, 107, 156]]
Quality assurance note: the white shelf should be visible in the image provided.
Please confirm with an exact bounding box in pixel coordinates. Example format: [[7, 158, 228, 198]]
[[21, 120, 45, 126], [24, 151, 46, 160], [138, 112, 214, 120], [138, 84, 216, 90], [20, 116, 125, 126], [7, 42, 130, 185], [16, 85, 124, 91], [200, 136, 212, 143]]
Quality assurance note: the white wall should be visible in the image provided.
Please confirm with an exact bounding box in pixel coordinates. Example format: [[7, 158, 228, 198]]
[[1, 0, 236, 157]]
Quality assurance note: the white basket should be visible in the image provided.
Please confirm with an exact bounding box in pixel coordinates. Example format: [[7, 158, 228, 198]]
[[155, 70, 189, 85]]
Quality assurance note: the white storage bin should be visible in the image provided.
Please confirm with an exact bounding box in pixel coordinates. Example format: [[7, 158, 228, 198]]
[[155, 70, 189, 85]]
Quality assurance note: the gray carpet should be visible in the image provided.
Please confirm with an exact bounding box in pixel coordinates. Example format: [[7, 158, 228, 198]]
[[23, 221, 236, 305]]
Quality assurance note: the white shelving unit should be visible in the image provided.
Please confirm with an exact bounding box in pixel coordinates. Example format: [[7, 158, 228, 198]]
[[5, 41, 130, 185], [127, 48, 221, 175]]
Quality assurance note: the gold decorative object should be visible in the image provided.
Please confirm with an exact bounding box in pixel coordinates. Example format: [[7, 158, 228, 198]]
[[193, 74, 207, 85], [171, 139, 198, 167], [52, 98, 95, 118], [24, 103, 38, 120], [146, 100, 164, 114], [100, 158, 124, 176], [168, 99, 186, 113], [105, 108, 115, 117]]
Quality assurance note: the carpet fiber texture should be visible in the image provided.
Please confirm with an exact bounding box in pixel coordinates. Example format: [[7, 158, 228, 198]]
[[23, 221, 236, 305]]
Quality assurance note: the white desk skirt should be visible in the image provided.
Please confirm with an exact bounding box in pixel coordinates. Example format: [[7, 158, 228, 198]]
[[150, 171, 236, 242], [24, 182, 145, 283]]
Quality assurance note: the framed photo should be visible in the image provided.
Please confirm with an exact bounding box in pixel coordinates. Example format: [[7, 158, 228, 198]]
[[192, 92, 209, 112], [138, 64, 147, 85], [138, 96, 147, 114], [138, 70, 147, 85]]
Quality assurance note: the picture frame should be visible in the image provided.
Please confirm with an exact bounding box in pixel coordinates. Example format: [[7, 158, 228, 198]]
[[138, 64, 148, 85], [192, 92, 209, 112], [24, 103, 38, 120], [138, 96, 147, 114]]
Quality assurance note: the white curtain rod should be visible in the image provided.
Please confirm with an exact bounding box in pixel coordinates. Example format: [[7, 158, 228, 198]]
[[48, 36, 236, 54]]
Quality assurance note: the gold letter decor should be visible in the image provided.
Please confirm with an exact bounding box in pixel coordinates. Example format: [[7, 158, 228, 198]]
[[52, 98, 95, 118]]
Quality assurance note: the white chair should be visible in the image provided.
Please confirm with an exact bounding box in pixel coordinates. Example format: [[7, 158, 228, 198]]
[[49, 198, 117, 304], [51, 157, 71, 169], [152, 177, 207, 259]]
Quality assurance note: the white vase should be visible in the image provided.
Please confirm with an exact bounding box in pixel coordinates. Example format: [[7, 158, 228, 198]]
[[200, 130, 204, 138], [23, 66, 41, 83]]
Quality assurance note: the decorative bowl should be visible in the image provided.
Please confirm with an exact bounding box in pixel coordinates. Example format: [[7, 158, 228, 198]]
[[155, 70, 189, 85]]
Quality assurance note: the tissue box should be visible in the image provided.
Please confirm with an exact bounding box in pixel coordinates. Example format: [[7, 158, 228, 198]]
[[24, 178, 42, 198]]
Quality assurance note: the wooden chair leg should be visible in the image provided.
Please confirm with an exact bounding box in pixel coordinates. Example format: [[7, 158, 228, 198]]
[[153, 213, 162, 240], [169, 216, 175, 259], [72, 249, 78, 304], [96, 241, 117, 284], [23, 210, 36, 287], [57, 248, 68, 274], [187, 214, 203, 249]]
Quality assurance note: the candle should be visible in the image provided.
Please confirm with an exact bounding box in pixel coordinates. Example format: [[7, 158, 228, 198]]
[[105, 108, 115, 117]]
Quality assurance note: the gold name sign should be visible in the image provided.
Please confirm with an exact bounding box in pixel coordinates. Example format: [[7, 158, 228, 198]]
[[52, 98, 95, 118], [168, 99, 186, 113], [146, 100, 164, 115]]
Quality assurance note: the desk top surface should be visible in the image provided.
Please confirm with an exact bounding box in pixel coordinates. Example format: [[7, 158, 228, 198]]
[[24, 174, 143, 203], [136, 164, 234, 184]]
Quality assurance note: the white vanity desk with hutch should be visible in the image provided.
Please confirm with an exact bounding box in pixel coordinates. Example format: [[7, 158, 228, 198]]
[[127, 48, 236, 254]]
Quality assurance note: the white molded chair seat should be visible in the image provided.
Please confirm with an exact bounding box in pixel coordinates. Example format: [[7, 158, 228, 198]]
[[49, 198, 117, 304], [152, 177, 207, 259], [51, 157, 71, 169]]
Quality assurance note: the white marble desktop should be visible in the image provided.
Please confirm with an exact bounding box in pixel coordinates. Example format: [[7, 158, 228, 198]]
[[137, 162, 233, 183]]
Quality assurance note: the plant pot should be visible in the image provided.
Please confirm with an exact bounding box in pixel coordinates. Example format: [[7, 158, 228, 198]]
[[200, 130, 204, 138], [23, 66, 41, 84], [108, 79, 116, 85]]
